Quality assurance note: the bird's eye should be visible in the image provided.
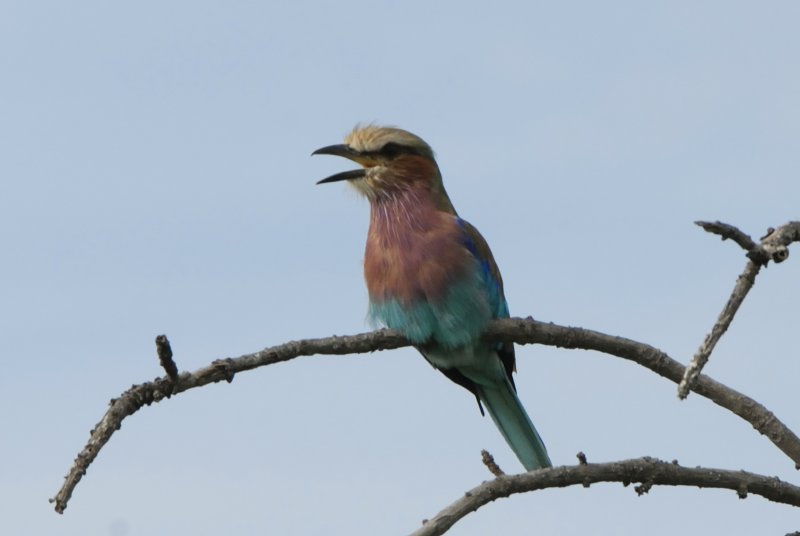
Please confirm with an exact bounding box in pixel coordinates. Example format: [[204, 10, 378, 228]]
[[379, 142, 404, 159]]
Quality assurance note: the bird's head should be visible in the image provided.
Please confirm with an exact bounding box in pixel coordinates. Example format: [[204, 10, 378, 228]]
[[313, 125, 448, 202]]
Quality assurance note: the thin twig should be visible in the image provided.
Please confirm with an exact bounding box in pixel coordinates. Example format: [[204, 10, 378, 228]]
[[51, 318, 800, 513], [678, 260, 761, 399], [678, 221, 800, 398], [155, 335, 178, 383], [480, 450, 505, 477], [694, 220, 757, 251], [409, 457, 800, 536]]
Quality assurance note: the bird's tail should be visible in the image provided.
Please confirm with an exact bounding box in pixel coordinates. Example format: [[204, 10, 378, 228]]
[[477, 380, 551, 471]]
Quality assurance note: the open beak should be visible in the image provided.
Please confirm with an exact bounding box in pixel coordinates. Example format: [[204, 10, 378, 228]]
[[312, 144, 368, 184]]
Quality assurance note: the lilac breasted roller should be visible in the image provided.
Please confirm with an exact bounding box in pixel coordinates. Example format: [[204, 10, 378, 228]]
[[313, 125, 551, 470]]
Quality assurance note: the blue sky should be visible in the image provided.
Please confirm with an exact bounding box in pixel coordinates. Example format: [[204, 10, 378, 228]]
[[2, 1, 799, 534]]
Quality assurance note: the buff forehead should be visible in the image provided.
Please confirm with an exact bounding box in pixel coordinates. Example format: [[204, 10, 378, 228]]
[[344, 125, 433, 154]]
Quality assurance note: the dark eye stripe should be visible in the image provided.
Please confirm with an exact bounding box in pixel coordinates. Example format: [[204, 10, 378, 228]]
[[372, 142, 429, 159]]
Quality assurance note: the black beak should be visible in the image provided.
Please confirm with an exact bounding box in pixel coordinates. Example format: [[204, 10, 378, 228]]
[[316, 168, 366, 184], [312, 144, 367, 185], [312, 144, 361, 159]]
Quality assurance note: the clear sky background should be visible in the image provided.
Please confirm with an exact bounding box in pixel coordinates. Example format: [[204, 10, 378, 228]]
[[2, 1, 799, 535]]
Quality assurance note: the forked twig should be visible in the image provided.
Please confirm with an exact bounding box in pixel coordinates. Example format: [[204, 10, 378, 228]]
[[678, 221, 800, 398]]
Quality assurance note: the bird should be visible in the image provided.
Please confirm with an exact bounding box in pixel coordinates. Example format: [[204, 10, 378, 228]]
[[313, 124, 551, 471]]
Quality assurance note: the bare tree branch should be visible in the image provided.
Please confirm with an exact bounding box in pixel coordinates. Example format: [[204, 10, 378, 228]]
[[485, 319, 800, 467], [678, 221, 800, 398], [409, 457, 800, 536], [51, 318, 800, 514], [49, 330, 408, 513]]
